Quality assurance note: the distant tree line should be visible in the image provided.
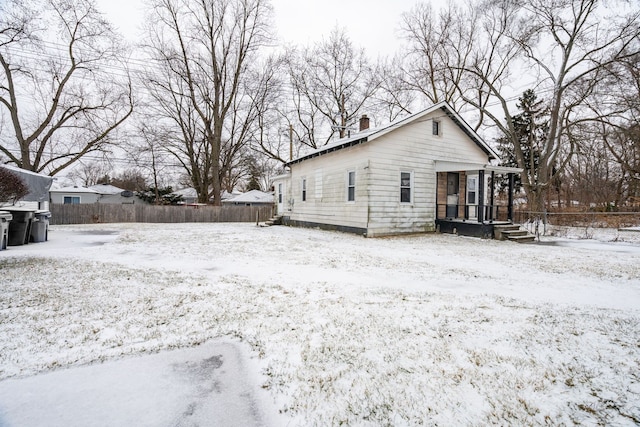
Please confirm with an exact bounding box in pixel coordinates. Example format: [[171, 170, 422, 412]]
[[0, 0, 638, 211]]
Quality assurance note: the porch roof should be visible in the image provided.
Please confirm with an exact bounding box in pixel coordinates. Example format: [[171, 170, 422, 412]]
[[435, 161, 522, 174]]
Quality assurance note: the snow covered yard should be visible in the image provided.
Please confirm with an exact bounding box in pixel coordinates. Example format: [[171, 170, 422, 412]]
[[1, 223, 639, 426]]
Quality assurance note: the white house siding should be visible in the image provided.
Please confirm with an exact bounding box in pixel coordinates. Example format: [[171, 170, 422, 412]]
[[50, 191, 100, 204], [287, 145, 370, 232], [280, 106, 493, 237], [364, 111, 489, 237]]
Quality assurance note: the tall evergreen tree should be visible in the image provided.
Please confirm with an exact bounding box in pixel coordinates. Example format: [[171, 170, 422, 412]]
[[496, 90, 548, 196]]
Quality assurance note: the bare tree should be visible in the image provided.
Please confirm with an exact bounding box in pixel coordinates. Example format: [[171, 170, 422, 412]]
[[141, 0, 272, 205], [131, 122, 174, 202], [66, 160, 112, 186], [284, 27, 380, 149], [598, 52, 640, 204], [0, 0, 134, 175], [373, 56, 416, 122], [399, 1, 476, 111], [446, 0, 639, 212], [509, 0, 639, 211]]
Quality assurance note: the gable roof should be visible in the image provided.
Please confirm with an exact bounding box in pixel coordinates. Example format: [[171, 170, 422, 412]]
[[286, 102, 499, 166], [89, 184, 125, 195], [49, 186, 99, 194]]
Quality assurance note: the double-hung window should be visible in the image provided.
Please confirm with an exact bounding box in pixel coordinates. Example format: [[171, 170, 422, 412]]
[[301, 178, 307, 202], [347, 171, 355, 202], [400, 171, 412, 203]]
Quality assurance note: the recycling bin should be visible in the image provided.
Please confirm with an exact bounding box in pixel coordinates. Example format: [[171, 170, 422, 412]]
[[6, 208, 35, 246], [0, 211, 12, 250], [30, 210, 51, 242]]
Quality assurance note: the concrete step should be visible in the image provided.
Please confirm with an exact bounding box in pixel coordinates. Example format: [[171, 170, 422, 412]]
[[260, 215, 282, 227], [507, 234, 536, 243], [494, 224, 521, 231], [494, 224, 521, 240], [502, 229, 529, 238], [494, 224, 535, 242]]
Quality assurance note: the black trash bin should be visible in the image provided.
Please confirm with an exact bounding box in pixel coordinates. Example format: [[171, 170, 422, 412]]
[[6, 208, 35, 246], [0, 211, 12, 250], [31, 210, 51, 243]]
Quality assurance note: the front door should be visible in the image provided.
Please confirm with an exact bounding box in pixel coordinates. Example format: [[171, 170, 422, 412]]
[[466, 174, 478, 219], [277, 182, 285, 215], [446, 172, 459, 218]]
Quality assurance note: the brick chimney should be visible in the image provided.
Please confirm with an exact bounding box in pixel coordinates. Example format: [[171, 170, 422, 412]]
[[359, 114, 370, 131]]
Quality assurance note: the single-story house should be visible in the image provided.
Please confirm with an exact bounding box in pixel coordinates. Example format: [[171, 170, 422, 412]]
[[174, 188, 199, 205], [49, 186, 100, 204], [272, 101, 521, 238], [222, 190, 274, 206], [89, 184, 140, 204], [50, 184, 146, 204]]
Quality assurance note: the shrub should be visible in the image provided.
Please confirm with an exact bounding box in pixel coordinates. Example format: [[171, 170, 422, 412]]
[[0, 167, 28, 204]]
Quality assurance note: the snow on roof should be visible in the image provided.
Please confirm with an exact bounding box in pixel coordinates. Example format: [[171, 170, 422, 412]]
[[49, 186, 99, 194], [174, 188, 198, 198], [286, 101, 499, 166], [223, 189, 274, 203], [221, 189, 243, 200], [89, 184, 125, 195]]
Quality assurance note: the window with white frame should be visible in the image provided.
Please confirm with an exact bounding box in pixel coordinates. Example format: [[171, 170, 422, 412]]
[[301, 178, 307, 201], [400, 171, 412, 203], [278, 183, 283, 203], [432, 119, 441, 136], [63, 196, 80, 204], [347, 170, 355, 201]]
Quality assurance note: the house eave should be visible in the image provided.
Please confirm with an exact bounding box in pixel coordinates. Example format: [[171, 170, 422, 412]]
[[285, 136, 369, 167], [435, 160, 522, 174]]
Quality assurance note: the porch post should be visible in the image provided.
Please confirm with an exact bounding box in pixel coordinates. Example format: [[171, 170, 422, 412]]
[[508, 173, 514, 222], [490, 171, 495, 221], [478, 170, 485, 223]]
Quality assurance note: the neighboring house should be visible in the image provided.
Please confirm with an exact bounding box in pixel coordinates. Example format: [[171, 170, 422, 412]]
[[221, 189, 243, 201], [49, 186, 100, 204], [50, 184, 147, 205], [174, 188, 198, 205], [222, 189, 274, 206], [272, 101, 521, 238], [89, 184, 140, 204]]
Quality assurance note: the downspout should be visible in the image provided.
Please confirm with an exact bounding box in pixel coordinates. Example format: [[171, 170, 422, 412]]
[[365, 159, 371, 236]]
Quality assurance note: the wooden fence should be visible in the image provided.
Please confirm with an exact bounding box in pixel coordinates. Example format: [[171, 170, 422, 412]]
[[513, 210, 640, 228], [50, 203, 275, 225]]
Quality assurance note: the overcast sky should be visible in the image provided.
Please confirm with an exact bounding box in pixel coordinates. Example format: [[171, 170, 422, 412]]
[[97, 0, 419, 57]]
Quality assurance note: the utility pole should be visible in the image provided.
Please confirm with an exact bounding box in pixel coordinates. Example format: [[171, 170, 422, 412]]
[[340, 94, 346, 138], [289, 124, 293, 161]]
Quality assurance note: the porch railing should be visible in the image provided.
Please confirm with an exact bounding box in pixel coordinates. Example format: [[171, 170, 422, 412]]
[[436, 204, 513, 223]]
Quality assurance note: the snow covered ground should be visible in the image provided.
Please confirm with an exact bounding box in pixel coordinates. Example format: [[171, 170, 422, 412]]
[[1, 223, 639, 426]]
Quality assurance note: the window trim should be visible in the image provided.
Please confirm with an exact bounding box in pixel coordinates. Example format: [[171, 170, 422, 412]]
[[400, 171, 413, 204], [278, 183, 283, 204], [432, 119, 441, 136], [63, 195, 81, 205], [347, 170, 356, 202]]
